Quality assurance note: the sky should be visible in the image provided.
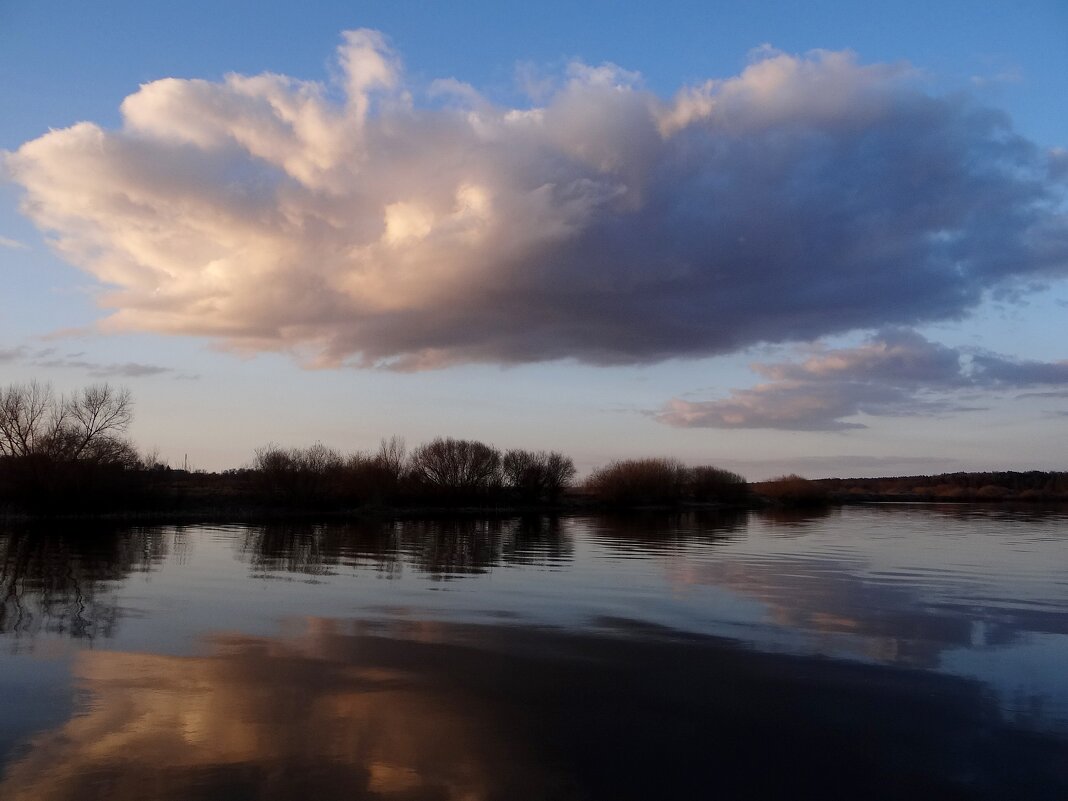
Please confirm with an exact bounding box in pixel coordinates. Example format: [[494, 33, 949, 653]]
[[1, 1, 1066, 479]]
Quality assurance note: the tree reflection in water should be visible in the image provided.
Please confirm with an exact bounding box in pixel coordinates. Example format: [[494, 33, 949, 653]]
[[585, 509, 748, 553], [0, 510, 1066, 798], [238, 516, 573, 579], [0, 525, 181, 643]]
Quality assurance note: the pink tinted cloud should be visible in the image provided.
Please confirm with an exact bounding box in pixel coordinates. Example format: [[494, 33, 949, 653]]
[[6, 32, 1067, 369]]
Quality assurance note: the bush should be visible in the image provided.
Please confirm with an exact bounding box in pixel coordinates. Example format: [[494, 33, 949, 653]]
[[586, 459, 752, 507], [585, 458, 690, 506], [689, 466, 750, 503], [755, 474, 830, 507]]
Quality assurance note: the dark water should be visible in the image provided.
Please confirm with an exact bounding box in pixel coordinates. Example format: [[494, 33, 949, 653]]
[[1, 506, 1066, 799]]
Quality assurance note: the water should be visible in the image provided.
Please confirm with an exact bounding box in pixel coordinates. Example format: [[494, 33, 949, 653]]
[[1, 505, 1066, 799]]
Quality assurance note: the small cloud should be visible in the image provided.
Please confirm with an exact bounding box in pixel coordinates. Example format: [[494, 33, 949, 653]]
[[747, 43, 785, 63], [514, 60, 557, 102], [970, 67, 1024, 88], [719, 454, 959, 480], [0, 344, 182, 379], [1016, 389, 1068, 400], [94, 362, 173, 378], [33, 358, 173, 378], [969, 353, 1068, 386], [0, 235, 28, 250], [427, 77, 486, 108], [753, 328, 966, 386], [39, 326, 97, 341], [0, 346, 28, 362], [656, 381, 942, 432], [1050, 148, 1068, 181], [657, 330, 1068, 431]]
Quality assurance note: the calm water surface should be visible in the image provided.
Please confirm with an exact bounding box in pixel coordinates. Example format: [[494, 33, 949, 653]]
[[1, 505, 1066, 799]]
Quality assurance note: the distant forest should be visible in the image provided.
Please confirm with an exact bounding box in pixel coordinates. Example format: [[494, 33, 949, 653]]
[[815, 472, 1068, 502], [1, 381, 1066, 517]]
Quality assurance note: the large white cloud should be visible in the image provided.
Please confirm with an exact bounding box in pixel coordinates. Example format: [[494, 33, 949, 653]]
[[6, 31, 1067, 369]]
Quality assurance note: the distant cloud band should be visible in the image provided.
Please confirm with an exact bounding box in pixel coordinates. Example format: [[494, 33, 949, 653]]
[[657, 329, 1068, 430], [0, 235, 28, 250], [0, 344, 185, 379]]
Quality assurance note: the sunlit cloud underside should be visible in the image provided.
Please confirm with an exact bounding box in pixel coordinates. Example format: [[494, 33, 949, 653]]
[[6, 30, 1066, 375]]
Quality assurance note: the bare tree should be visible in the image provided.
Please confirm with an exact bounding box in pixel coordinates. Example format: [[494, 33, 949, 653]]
[[502, 449, 576, 501], [0, 382, 142, 513], [252, 442, 344, 504], [0, 381, 60, 457], [65, 384, 133, 460], [0, 381, 133, 461], [410, 438, 502, 494]]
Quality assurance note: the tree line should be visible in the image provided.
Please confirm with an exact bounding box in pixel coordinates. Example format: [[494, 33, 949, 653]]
[[2, 381, 1064, 516], [248, 437, 578, 507], [816, 472, 1068, 502], [0, 381, 157, 512], [0, 381, 756, 514]]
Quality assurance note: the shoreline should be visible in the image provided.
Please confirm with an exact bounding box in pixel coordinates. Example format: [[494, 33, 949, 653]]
[[3, 495, 1067, 526]]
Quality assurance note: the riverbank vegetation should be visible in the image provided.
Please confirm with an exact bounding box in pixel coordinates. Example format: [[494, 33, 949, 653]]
[[2, 381, 1066, 518], [585, 459, 748, 506], [817, 472, 1068, 503], [753, 475, 831, 507], [249, 437, 576, 508], [0, 381, 166, 513]]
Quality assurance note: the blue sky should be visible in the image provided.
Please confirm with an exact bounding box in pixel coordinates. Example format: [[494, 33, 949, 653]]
[[1, 1, 1066, 477]]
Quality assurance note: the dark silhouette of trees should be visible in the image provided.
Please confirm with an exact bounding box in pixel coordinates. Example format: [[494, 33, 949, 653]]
[[754, 475, 831, 507], [246, 439, 577, 509], [814, 471, 1068, 502], [689, 466, 749, 503], [502, 449, 576, 503], [343, 437, 409, 505], [585, 459, 750, 507], [409, 438, 502, 501], [0, 381, 55, 457], [252, 443, 345, 505], [6, 375, 1066, 518], [0, 382, 133, 462], [0, 382, 146, 512], [585, 458, 691, 506]]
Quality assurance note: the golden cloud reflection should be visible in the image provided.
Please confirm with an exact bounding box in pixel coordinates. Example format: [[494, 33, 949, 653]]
[[4, 615, 1067, 799], [0, 619, 525, 801]]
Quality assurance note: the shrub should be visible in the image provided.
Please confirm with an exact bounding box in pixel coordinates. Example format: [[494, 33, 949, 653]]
[[754, 474, 830, 507], [688, 466, 750, 503], [586, 458, 689, 506]]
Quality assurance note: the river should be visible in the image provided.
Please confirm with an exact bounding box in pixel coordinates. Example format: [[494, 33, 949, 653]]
[[1, 505, 1066, 799]]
